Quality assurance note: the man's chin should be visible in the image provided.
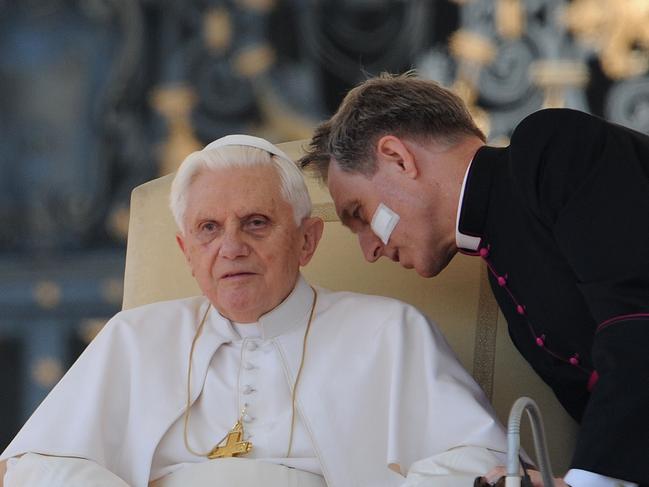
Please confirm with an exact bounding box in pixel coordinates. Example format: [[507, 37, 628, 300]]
[[415, 266, 438, 278], [399, 261, 434, 278], [413, 258, 451, 278]]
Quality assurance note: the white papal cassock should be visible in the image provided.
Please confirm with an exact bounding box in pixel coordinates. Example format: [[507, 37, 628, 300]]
[[1, 276, 509, 486]]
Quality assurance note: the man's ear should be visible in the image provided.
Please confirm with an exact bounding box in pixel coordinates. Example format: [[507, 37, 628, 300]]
[[176, 232, 190, 263], [176, 232, 195, 276], [298, 217, 324, 267], [376, 135, 419, 179]]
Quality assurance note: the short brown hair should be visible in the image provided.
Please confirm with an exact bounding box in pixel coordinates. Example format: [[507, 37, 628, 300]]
[[299, 73, 484, 181]]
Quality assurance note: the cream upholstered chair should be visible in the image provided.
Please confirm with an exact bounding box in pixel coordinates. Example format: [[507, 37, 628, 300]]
[[123, 140, 578, 474]]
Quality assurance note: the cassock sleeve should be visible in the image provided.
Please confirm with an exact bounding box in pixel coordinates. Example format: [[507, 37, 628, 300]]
[[400, 446, 506, 486], [375, 301, 509, 480], [508, 108, 649, 484], [0, 316, 136, 479], [4, 453, 130, 487]]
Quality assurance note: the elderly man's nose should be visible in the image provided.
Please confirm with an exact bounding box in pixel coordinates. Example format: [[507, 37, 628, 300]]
[[359, 231, 382, 263], [219, 230, 249, 258]]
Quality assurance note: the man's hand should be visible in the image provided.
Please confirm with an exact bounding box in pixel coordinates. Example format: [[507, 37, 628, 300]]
[[481, 466, 569, 487]]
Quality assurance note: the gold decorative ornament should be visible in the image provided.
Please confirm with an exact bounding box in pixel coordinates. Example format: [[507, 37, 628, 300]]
[[233, 44, 276, 78], [150, 84, 203, 176], [563, 0, 649, 79], [529, 60, 589, 108], [449, 30, 497, 66], [203, 7, 232, 52], [32, 357, 64, 388], [254, 79, 318, 141], [101, 278, 124, 305], [496, 0, 525, 39], [467, 104, 491, 140], [207, 414, 253, 459], [489, 135, 511, 148], [184, 288, 318, 459], [236, 0, 276, 13], [107, 205, 130, 242], [449, 30, 496, 138], [79, 318, 108, 344], [33, 281, 62, 309]]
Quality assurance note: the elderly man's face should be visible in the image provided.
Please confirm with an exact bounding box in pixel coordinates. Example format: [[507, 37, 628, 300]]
[[176, 165, 321, 322]]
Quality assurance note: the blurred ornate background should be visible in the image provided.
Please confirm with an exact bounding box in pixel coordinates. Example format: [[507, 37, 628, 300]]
[[1, 0, 648, 449]]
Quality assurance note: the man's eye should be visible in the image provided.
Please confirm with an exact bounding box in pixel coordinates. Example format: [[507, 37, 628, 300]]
[[245, 217, 269, 230], [199, 222, 219, 233]]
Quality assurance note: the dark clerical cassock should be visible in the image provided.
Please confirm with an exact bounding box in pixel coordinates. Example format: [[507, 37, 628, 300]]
[[458, 108, 649, 485]]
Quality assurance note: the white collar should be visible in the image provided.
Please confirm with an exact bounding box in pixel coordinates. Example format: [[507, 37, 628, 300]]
[[455, 158, 481, 251], [210, 275, 314, 341]]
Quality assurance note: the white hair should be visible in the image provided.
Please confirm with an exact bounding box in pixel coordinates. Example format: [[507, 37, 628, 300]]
[[170, 143, 312, 233]]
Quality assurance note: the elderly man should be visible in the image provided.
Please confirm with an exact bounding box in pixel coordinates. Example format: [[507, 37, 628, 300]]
[[299, 73, 649, 487], [1, 135, 508, 487]]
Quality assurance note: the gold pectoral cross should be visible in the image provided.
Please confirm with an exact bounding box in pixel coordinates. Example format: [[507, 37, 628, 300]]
[[207, 417, 253, 459]]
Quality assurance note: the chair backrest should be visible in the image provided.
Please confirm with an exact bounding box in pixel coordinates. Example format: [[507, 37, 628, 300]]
[[124, 140, 577, 474]]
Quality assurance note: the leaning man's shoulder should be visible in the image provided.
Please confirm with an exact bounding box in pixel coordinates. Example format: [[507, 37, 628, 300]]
[[515, 107, 594, 134]]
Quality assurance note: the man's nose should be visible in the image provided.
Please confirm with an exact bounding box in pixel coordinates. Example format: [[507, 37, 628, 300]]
[[358, 230, 383, 263], [218, 228, 250, 259]]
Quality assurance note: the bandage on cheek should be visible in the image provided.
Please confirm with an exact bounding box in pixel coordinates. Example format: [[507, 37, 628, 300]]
[[371, 203, 400, 245]]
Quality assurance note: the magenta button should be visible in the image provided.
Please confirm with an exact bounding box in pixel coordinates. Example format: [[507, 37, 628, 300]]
[[587, 370, 599, 391]]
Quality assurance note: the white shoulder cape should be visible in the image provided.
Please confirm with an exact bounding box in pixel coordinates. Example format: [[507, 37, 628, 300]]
[[1, 280, 508, 486]]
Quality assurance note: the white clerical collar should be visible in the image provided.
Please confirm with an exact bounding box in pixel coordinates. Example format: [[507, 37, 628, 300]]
[[257, 274, 314, 340], [210, 275, 314, 341], [231, 321, 262, 338], [455, 158, 481, 251]]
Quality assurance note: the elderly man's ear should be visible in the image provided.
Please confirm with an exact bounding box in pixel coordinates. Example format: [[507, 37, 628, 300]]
[[175, 232, 193, 273], [298, 217, 324, 267]]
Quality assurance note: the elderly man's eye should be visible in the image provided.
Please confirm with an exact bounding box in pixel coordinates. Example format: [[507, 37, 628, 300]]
[[199, 221, 219, 234], [245, 216, 269, 230]]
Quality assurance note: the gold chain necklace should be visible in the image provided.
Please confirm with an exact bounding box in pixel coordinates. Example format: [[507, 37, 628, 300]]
[[183, 287, 318, 459]]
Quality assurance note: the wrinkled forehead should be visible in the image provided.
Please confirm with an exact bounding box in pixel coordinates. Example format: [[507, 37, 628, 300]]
[[187, 165, 286, 211], [192, 164, 282, 190]]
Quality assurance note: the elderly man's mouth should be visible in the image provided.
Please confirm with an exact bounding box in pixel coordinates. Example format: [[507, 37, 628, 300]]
[[221, 272, 257, 280]]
